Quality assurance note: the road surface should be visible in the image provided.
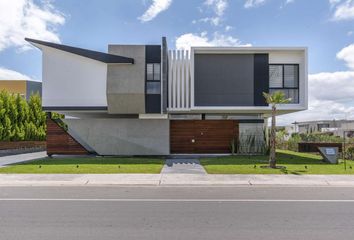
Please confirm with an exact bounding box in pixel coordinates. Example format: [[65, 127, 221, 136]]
[[0, 186, 354, 240]]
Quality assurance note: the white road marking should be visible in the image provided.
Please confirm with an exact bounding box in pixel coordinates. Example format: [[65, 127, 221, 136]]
[[0, 198, 354, 202]]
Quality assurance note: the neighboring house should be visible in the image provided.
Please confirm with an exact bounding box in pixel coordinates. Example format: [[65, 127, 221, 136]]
[[26, 37, 308, 155], [0, 80, 42, 101], [293, 120, 354, 137]]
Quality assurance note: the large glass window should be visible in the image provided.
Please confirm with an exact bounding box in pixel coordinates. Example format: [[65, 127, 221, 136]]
[[147, 63, 160, 81], [269, 64, 299, 103], [146, 82, 161, 94]]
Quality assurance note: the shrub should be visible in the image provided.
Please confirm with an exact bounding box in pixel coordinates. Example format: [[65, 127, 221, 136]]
[[0, 90, 46, 141]]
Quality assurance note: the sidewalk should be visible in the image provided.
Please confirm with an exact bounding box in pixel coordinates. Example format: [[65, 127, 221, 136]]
[[1, 173, 354, 186], [0, 151, 47, 167]]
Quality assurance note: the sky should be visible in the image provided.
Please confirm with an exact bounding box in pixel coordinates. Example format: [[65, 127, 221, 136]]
[[0, 0, 354, 125]]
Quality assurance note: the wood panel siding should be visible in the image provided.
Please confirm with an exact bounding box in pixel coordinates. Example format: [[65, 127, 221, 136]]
[[0, 141, 46, 150], [46, 118, 89, 155], [170, 120, 239, 154]]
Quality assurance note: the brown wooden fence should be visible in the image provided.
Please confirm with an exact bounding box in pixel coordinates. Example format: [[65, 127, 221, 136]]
[[298, 142, 342, 153], [0, 141, 46, 150], [46, 118, 89, 156]]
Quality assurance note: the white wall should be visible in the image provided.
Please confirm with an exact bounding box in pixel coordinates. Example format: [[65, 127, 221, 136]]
[[168, 50, 191, 111], [42, 46, 107, 107]]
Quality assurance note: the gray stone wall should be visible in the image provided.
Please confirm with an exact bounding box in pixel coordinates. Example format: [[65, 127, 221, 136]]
[[107, 45, 146, 114], [63, 118, 169, 155]]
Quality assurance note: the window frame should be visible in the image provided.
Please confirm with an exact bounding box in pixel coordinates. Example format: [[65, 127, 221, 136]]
[[146, 63, 161, 95], [269, 63, 300, 103], [146, 63, 161, 81]]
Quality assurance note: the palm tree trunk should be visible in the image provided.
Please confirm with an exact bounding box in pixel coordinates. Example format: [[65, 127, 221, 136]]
[[269, 105, 276, 168]]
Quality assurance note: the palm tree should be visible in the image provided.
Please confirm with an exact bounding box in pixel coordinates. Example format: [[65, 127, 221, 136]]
[[263, 91, 291, 168]]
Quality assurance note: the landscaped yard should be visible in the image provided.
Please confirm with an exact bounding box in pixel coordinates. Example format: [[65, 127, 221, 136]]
[[0, 157, 164, 174], [200, 150, 354, 174]]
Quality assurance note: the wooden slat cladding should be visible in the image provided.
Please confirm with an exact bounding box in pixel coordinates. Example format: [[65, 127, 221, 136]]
[[46, 118, 89, 155], [170, 120, 239, 154], [0, 141, 46, 150]]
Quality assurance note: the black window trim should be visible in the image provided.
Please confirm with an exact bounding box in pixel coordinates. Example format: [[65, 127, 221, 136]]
[[269, 63, 300, 103]]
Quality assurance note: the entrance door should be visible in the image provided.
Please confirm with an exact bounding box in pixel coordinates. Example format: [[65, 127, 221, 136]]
[[170, 120, 239, 154]]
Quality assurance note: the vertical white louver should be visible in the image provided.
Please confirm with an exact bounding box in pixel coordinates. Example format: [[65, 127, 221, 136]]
[[168, 50, 191, 111]]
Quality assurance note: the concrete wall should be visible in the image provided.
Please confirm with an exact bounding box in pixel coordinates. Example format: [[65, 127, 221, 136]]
[[26, 81, 42, 100], [63, 118, 169, 155], [194, 54, 254, 106], [107, 45, 146, 114]]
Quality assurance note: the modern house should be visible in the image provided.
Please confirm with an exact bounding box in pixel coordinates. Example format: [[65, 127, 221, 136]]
[[0, 80, 42, 100], [26, 37, 308, 155], [290, 120, 354, 137]]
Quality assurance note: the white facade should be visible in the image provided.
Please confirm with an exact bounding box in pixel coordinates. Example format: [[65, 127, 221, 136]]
[[168, 47, 308, 116], [41, 45, 108, 108]]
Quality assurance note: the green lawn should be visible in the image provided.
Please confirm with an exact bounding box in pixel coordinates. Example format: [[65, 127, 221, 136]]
[[0, 157, 164, 174], [200, 150, 354, 174]]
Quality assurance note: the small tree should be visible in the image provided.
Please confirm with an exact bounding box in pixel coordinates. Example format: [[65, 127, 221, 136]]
[[263, 91, 291, 168]]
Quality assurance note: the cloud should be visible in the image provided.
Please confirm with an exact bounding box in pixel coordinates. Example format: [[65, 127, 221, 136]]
[[0, 0, 65, 52], [204, 0, 228, 16], [138, 0, 172, 22], [244, 0, 266, 8], [278, 43, 354, 125], [0, 67, 31, 80], [332, 0, 354, 21], [337, 43, 354, 69], [309, 71, 354, 102], [285, 0, 295, 4], [199, 0, 228, 26], [329, 0, 341, 6], [225, 25, 233, 31], [196, 17, 222, 26], [175, 32, 251, 50]]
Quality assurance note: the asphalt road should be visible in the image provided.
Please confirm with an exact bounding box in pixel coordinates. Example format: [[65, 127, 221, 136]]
[[1, 186, 354, 240]]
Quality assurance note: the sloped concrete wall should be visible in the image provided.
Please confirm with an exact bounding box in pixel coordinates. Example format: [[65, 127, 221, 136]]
[[63, 119, 169, 155]]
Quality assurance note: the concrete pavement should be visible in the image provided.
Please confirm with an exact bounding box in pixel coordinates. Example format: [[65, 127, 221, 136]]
[[161, 159, 207, 174], [1, 186, 354, 240], [1, 173, 354, 186], [0, 151, 47, 167]]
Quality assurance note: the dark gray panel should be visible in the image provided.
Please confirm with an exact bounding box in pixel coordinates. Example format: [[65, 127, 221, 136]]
[[26, 81, 42, 100], [145, 45, 162, 113], [162, 37, 168, 113], [25, 38, 134, 64], [145, 95, 161, 113], [194, 54, 254, 106], [145, 45, 161, 63], [254, 54, 269, 106], [42, 106, 108, 111]]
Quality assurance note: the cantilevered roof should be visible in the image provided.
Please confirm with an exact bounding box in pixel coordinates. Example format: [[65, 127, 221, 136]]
[[25, 38, 134, 64]]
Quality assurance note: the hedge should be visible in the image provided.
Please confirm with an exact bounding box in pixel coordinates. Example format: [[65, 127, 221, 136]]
[[0, 90, 46, 141]]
